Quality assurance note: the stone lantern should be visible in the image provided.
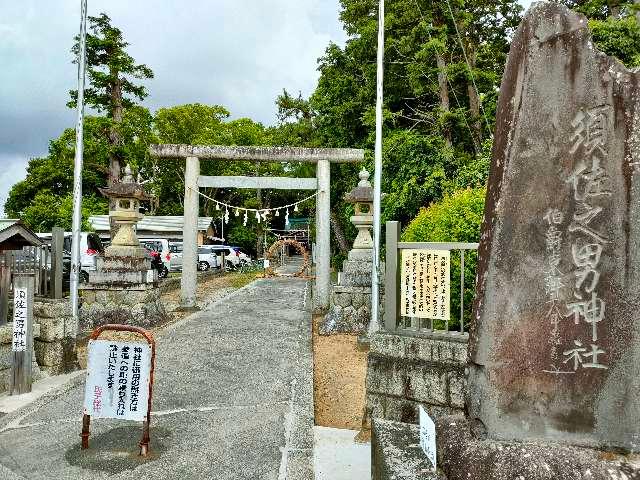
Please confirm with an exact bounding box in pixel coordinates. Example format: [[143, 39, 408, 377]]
[[320, 168, 382, 335], [79, 164, 166, 333], [99, 165, 150, 258], [344, 168, 374, 251]]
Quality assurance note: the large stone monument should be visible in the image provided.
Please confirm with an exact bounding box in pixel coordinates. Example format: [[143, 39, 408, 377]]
[[321, 169, 379, 334], [469, 1, 640, 453], [80, 166, 167, 331]]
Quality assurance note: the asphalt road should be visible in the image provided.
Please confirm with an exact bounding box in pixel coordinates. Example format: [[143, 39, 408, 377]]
[[0, 276, 314, 480]]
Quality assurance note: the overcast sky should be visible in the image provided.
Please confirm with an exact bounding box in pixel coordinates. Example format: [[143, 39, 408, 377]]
[[0, 0, 533, 217]]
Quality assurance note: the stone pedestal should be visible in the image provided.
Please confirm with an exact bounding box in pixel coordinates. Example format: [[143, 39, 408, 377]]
[[79, 283, 167, 334], [319, 249, 383, 335], [366, 332, 467, 424], [33, 298, 79, 375], [79, 247, 166, 333], [372, 416, 640, 480]]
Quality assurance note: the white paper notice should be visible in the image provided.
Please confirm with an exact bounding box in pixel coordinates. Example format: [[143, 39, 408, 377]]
[[400, 249, 450, 320], [419, 405, 436, 471], [12, 287, 28, 352], [83, 340, 151, 421]]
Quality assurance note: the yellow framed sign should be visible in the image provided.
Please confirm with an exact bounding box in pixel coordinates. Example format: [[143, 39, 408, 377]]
[[400, 249, 450, 320]]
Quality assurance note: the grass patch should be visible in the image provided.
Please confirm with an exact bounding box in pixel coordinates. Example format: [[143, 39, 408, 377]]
[[227, 271, 260, 289]]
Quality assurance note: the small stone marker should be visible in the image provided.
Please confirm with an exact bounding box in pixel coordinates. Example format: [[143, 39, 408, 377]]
[[10, 274, 34, 395], [83, 340, 152, 421], [400, 250, 450, 320], [419, 405, 436, 471], [469, 2, 640, 450]]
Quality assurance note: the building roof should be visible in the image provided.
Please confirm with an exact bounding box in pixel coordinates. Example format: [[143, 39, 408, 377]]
[[0, 219, 43, 250], [88, 215, 213, 233]]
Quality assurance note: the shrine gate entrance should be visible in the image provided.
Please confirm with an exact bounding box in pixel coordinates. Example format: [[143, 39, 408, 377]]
[[149, 145, 364, 310]]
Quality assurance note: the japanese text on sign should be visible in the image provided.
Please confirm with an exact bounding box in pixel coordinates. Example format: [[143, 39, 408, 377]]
[[12, 288, 28, 352], [400, 249, 450, 320], [419, 405, 437, 471], [83, 340, 151, 421]]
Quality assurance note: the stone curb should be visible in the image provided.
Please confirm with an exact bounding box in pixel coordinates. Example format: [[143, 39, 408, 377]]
[[0, 370, 86, 432]]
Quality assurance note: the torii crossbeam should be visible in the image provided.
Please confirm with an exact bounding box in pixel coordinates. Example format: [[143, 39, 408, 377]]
[[149, 144, 364, 311]]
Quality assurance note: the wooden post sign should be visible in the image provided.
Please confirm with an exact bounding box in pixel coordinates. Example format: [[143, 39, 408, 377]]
[[81, 324, 156, 456], [400, 249, 450, 320], [10, 274, 35, 395]]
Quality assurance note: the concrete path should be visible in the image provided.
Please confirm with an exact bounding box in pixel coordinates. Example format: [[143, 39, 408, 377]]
[[0, 277, 314, 480], [313, 427, 370, 480]]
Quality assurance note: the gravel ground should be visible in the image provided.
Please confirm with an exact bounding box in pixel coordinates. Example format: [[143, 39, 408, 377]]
[[312, 316, 368, 430]]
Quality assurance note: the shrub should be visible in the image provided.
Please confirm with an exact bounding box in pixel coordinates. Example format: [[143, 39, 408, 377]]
[[401, 187, 486, 331]]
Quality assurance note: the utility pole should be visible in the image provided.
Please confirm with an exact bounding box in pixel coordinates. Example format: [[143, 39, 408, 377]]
[[369, 0, 385, 337], [70, 0, 88, 323]]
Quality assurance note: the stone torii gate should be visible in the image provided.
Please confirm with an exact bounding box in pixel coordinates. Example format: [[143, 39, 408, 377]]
[[149, 145, 364, 310]]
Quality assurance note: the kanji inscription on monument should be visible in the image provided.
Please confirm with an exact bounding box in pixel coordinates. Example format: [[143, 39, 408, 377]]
[[12, 287, 28, 352], [83, 340, 151, 421], [468, 2, 640, 451], [400, 249, 450, 320]]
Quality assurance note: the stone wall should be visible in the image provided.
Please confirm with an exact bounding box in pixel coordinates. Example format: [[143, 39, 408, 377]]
[[34, 298, 79, 375], [79, 286, 168, 334], [367, 331, 468, 423], [321, 286, 373, 334]]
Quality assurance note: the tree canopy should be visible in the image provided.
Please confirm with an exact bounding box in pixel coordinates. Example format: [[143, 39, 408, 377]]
[[5, 1, 640, 260]]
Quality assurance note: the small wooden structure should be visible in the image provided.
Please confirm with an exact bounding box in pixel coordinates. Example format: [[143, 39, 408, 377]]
[[0, 220, 42, 252], [0, 220, 43, 327]]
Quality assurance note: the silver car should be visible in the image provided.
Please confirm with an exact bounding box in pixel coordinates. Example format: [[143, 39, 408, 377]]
[[197, 247, 219, 271]]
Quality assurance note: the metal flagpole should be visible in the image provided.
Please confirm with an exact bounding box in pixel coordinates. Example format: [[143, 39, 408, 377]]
[[369, 0, 385, 336], [70, 0, 88, 323]]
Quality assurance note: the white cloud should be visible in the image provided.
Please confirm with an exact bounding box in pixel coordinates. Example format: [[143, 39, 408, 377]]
[[0, 155, 28, 217], [0, 0, 347, 215]]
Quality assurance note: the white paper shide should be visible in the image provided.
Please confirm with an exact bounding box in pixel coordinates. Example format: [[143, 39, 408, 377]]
[[83, 340, 151, 421]]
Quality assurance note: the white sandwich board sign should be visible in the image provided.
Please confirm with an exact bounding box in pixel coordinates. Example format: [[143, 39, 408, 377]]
[[83, 340, 152, 421]]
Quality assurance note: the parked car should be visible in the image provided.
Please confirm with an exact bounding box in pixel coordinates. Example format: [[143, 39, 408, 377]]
[[37, 232, 103, 281], [139, 238, 171, 271], [168, 242, 183, 271], [61, 232, 104, 282], [197, 247, 219, 271], [230, 247, 252, 266], [200, 245, 239, 269]]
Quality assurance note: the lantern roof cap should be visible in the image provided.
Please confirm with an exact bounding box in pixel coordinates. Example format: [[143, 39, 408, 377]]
[[99, 164, 152, 201], [344, 168, 373, 203]]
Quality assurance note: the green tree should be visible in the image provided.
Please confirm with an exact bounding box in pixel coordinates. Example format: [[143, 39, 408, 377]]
[[560, 0, 640, 67], [276, 0, 521, 260], [68, 12, 154, 222], [5, 109, 153, 231]]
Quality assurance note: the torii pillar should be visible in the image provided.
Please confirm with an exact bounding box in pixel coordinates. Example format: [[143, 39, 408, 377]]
[[149, 145, 364, 312]]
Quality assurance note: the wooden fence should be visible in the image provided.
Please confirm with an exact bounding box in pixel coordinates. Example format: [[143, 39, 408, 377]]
[[0, 228, 65, 326]]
